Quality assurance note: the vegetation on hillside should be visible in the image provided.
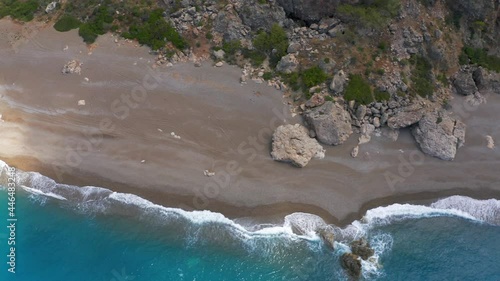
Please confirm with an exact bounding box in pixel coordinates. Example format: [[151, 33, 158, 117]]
[[337, 0, 401, 29], [410, 56, 434, 98], [461, 47, 500, 72], [0, 0, 38, 22], [344, 74, 374, 105], [53, 15, 81, 32]]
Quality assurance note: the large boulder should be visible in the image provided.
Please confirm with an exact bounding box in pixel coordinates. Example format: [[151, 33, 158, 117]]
[[284, 212, 327, 235], [452, 68, 478, 96], [473, 67, 500, 95], [235, 0, 289, 31], [276, 0, 341, 22], [411, 112, 466, 161], [387, 103, 426, 129], [341, 253, 362, 279], [276, 54, 299, 74], [350, 239, 374, 260], [271, 124, 325, 167], [304, 101, 353, 146]]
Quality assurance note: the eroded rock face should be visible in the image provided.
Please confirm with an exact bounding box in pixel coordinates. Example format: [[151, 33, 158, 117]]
[[341, 253, 362, 279], [387, 103, 425, 129], [411, 112, 466, 161], [275, 0, 341, 22], [304, 101, 353, 146], [271, 124, 325, 167]]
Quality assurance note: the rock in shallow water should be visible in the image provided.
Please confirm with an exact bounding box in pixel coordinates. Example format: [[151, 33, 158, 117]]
[[350, 238, 375, 260], [271, 124, 325, 167], [341, 253, 362, 279]]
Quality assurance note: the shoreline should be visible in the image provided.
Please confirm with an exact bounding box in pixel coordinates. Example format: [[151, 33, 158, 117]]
[[0, 20, 499, 228]]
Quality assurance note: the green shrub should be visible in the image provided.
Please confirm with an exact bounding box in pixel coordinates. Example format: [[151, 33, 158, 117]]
[[222, 40, 242, 56], [374, 90, 390, 101], [54, 15, 81, 32], [279, 72, 300, 92], [462, 47, 500, 72], [410, 56, 434, 98], [262, 72, 273, 81], [344, 74, 373, 105], [123, 9, 186, 50], [301, 66, 328, 88], [376, 68, 385, 75], [205, 32, 213, 40], [436, 73, 449, 86], [377, 41, 388, 51], [252, 23, 288, 67], [79, 23, 100, 43], [0, 0, 38, 22]]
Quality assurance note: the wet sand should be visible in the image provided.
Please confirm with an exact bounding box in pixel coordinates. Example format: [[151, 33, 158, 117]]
[[1, 19, 499, 225]]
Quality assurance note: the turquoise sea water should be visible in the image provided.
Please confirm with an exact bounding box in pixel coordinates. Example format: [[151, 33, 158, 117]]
[[0, 165, 499, 281]]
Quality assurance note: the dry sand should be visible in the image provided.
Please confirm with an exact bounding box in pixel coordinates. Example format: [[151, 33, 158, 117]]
[[0, 19, 499, 225]]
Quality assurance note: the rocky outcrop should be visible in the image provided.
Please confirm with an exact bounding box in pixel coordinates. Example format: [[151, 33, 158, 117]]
[[341, 253, 362, 279], [235, 0, 289, 32], [276, 0, 340, 22], [445, 0, 496, 21], [411, 112, 466, 161], [453, 68, 478, 96], [387, 103, 426, 129], [213, 10, 248, 41], [350, 239, 374, 260], [473, 67, 500, 95], [285, 212, 327, 235], [271, 124, 325, 167], [276, 54, 299, 74], [304, 101, 353, 146], [62, 60, 82, 75], [316, 226, 335, 249]]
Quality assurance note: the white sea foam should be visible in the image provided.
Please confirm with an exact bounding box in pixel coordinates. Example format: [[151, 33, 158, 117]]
[[431, 195, 500, 225]]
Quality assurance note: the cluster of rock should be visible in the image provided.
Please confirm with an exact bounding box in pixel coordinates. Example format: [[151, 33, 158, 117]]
[[62, 60, 82, 75], [341, 238, 375, 279]]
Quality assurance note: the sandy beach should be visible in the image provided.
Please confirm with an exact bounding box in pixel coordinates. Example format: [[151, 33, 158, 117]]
[[1, 19, 499, 226]]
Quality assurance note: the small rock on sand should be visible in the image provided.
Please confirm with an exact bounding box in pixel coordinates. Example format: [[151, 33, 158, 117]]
[[77, 100, 86, 106], [486, 135, 495, 149], [351, 146, 359, 158], [62, 60, 82, 75], [204, 170, 215, 177], [170, 132, 181, 139], [215, 61, 224, 67]]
